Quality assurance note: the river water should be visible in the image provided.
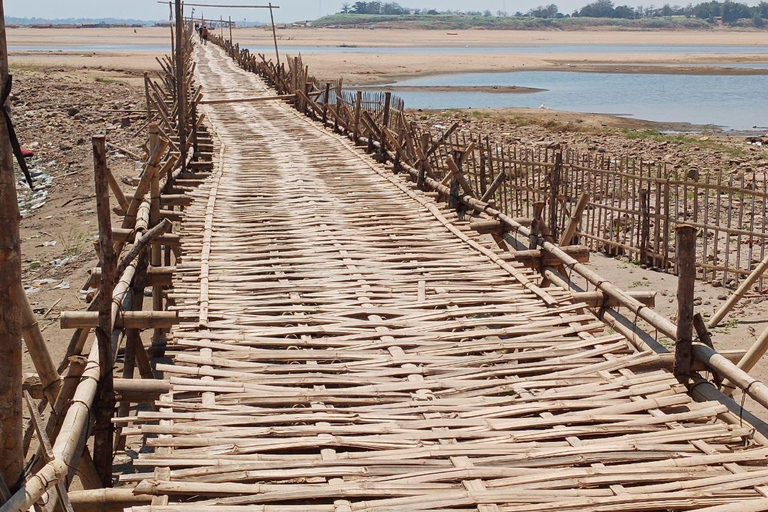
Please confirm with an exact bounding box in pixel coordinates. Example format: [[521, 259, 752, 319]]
[[384, 70, 768, 131], [11, 40, 765, 131]]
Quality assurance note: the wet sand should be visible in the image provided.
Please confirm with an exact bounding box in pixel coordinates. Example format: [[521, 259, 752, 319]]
[[361, 85, 546, 93]]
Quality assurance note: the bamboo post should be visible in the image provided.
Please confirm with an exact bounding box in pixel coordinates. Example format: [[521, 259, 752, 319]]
[[92, 135, 116, 486], [674, 224, 696, 381], [228, 16, 233, 43], [143, 72, 152, 123], [303, 80, 310, 116], [380, 92, 392, 162], [353, 91, 362, 142], [708, 252, 768, 328], [20, 293, 60, 405], [549, 148, 562, 241], [558, 193, 589, 246], [640, 188, 651, 265], [115, 253, 149, 452], [321, 83, 330, 125], [269, 3, 280, 67], [174, 0, 187, 174], [148, 126, 166, 356], [0, 0, 23, 489], [191, 103, 199, 159]]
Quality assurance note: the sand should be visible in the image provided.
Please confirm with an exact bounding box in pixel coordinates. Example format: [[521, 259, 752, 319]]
[[8, 26, 768, 83]]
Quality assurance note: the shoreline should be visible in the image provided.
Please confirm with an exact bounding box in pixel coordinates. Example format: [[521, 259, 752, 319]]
[[358, 84, 547, 94], [343, 61, 768, 87], [415, 106, 742, 135]]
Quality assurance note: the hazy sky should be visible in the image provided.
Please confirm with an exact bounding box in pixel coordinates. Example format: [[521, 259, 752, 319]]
[[6, 0, 720, 23]]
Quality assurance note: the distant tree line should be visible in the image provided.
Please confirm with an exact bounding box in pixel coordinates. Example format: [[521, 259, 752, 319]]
[[338, 0, 768, 26]]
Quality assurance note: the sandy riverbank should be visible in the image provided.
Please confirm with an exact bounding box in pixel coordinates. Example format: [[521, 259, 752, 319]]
[[8, 27, 768, 83]]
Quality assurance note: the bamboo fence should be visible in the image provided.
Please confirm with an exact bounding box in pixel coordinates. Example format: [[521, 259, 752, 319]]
[[0, 17, 213, 512], [224, 36, 768, 291]]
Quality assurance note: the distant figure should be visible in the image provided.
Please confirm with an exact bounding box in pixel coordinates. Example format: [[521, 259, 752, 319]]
[[202, 25, 209, 45]]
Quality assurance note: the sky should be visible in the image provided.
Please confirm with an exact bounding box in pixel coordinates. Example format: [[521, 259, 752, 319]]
[[4, 0, 675, 23], [8, 0, 766, 23]]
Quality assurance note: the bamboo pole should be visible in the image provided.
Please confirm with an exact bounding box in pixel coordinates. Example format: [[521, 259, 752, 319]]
[[19, 293, 61, 405], [721, 324, 768, 396], [67, 488, 153, 512], [59, 311, 178, 330], [675, 224, 696, 380], [708, 252, 768, 328], [92, 135, 116, 487], [174, 0, 187, 173], [143, 72, 152, 123], [353, 91, 362, 142], [559, 193, 590, 246], [0, 0, 23, 489], [269, 2, 280, 67], [199, 94, 295, 105], [148, 127, 167, 356]]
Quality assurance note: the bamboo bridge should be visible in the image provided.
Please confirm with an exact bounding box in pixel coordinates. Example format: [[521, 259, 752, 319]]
[[116, 42, 768, 511], [7, 27, 768, 512]]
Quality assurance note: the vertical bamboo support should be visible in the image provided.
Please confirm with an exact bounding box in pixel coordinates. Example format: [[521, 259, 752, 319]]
[[174, 0, 187, 174], [292, 57, 299, 109], [228, 16, 233, 43], [191, 103, 199, 160], [559, 193, 590, 247], [380, 92, 392, 162], [92, 135, 116, 486], [143, 72, 152, 123], [322, 83, 330, 125], [674, 224, 696, 381], [640, 189, 650, 265], [115, 253, 149, 452], [269, 3, 280, 67], [479, 140, 487, 197], [353, 91, 362, 142], [148, 126, 165, 356], [549, 148, 562, 241], [0, 0, 23, 489]]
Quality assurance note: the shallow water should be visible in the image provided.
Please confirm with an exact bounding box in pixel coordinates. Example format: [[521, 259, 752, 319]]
[[385, 71, 768, 131], [9, 44, 169, 52], [259, 43, 768, 55]]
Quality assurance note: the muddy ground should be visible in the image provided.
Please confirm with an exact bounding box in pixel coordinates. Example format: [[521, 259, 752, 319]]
[[14, 68, 147, 375]]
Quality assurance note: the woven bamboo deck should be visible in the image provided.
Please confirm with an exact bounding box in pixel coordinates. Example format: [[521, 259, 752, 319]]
[[120, 43, 768, 512]]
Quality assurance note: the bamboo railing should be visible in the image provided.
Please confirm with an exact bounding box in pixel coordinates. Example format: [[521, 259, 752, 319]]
[[209, 33, 768, 432], [227, 35, 767, 291], [0, 19, 212, 512]]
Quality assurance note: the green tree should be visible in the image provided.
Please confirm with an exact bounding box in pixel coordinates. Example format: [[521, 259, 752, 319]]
[[614, 5, 637, 17], [530, 4, 559, 17], [577, 0, 616, 17], [721, 0, 752, 21]]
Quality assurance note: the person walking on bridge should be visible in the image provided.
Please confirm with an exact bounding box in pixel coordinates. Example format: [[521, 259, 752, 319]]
[[201, 25, 209, 45]]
